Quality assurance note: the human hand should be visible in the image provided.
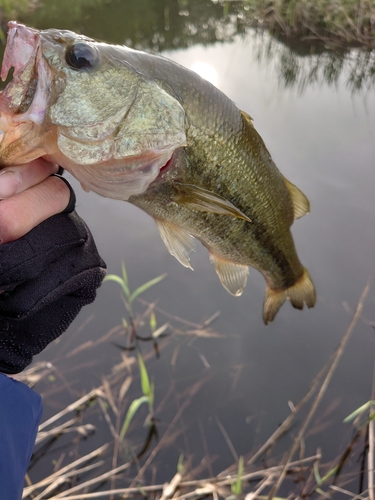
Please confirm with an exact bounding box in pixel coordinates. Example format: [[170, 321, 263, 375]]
[[0, 159, 106, 374], [0, 158, 71, 244]]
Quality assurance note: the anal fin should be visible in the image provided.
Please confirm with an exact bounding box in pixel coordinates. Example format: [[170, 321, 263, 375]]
[[282, 176, 310, 220], [210, 254, 249, 296], [154, 219, 196, 269]]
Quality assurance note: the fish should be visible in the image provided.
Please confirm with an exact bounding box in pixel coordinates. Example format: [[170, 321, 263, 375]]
[[0, 21, 316, 323]]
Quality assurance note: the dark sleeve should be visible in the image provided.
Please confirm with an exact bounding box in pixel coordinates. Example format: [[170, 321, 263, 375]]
[[0, 210, 106, 374], [0, 373, 42, 499]]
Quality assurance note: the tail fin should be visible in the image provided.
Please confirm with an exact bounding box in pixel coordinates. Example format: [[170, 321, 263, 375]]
[[263, 267, 316, 324]]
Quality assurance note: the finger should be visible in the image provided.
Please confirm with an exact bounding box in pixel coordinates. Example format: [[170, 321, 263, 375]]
[[0, 158, 59, 199], [0, 176, 71, 244]]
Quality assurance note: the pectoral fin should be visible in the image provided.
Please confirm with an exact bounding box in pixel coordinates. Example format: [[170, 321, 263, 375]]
[[209, 254, 249, 296], [154, 219, 196, 269], [282, 176, 310, 220], [174, 183, 252, 223]]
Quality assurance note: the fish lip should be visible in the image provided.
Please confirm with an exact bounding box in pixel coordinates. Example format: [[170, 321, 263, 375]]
[[1, 22, 39, 81], [0, 22, 40, 115]]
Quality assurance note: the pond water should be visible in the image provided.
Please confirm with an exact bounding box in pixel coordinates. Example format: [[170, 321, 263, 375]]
[[4, 0, 375, 496]]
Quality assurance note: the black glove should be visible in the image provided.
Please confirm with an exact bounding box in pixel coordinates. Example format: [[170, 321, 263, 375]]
[[0, 210, 106, 374]]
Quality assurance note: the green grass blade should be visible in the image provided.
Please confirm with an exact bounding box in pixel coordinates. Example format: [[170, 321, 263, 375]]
[[343, 401, 374, 423], [129, 274, 166, 303], [313, 461, 322, 485], [104, 274, 130, 299], [315, 487, 331, 499], [121, 261, 129, 288], [231, 456, 244, 495], [120, 395, 149, 440], [177, 455, 185, 474], [149, 311, 157, 332], [320, 466, 338, 484], [137, 351, 151, 397]]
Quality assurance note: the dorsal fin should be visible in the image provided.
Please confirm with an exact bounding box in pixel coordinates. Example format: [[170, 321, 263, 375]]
[[154, 219, 196, 269], [209, 254, 249, 296], [282, 176, 310, 219], [173, 183, 252, 223], [241, 110, 255, 128]]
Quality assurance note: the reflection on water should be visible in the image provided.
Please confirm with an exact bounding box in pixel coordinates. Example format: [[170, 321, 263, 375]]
[[0, 0, 372, 93], [17, 0, 244, 49], [253, 34, 375, 94], [2, 0, 375, 92], [1, 0, 375, 496]]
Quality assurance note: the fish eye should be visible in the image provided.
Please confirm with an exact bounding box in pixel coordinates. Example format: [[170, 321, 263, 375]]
[[65, 42, 99, 70]]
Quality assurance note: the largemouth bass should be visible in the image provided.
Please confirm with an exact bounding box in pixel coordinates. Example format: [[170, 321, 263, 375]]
[[0, 21, 316, 323]]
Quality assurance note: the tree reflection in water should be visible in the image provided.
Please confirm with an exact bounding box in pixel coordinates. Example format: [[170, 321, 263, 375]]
[[1, 0, 373, 95]]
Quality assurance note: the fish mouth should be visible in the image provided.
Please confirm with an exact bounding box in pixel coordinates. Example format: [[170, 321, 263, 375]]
[[0, 22, 40, 116], [0, 22, 52, 161]]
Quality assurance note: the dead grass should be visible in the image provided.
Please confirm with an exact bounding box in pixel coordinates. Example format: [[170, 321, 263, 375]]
[[18, 281, 374, 499], [242, 0, 375, 48]]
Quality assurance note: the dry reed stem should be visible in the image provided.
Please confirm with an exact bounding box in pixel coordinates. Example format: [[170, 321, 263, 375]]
[[256, 479, 280, 499], [109, 376, 132, 497], [38, 387, 105, 431], [245, 474, 276, 500], [160, 471, 182, 499], [118, 375, 132, 404], [23, 444, 108, 498], [101, 377, 119, 417], [137, 297, 223, 337], [369, 421, 374, 500], [35, 418, 78, 445], [243, 358, 329, 469], [268, 280, 371, 500], [45, 455, 320, 499], [65, 325, 123, 358], [329, 484, 369, 499], [51, 460, 133, 498], [173, 482, 220, 500], [36, 421, 95, 445], [14, 362, 55, 387], [98, 398, 119, 441], [369, 364, 375, 500], [31, 462, 104, 500], [215, 416, 239, 462], [216, 455, 321, 487]]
